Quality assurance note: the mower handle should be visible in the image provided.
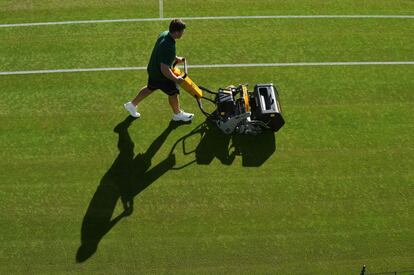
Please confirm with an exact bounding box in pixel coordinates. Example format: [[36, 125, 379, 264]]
[[172, 58, 188, 78]]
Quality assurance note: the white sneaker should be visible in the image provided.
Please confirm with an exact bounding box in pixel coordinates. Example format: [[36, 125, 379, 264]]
[[124, 102, 140, 118], [172, 111, 194, 122]]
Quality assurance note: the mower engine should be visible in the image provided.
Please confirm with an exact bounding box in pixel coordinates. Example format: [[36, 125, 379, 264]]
[[215, 84, 285, 135]]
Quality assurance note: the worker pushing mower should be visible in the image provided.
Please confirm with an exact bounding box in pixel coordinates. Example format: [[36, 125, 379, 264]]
[[124, 18, 284, 134], [124, 19, 194, 122]]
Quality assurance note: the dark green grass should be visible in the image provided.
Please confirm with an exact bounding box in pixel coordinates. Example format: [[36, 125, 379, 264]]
[[1, 19, 414, 72], [0, 0, 158, 24], [1, 0, 413, 24], [1, 1, 414, 274], [1, 65, 413, 273], [165, 0, 414, 17]]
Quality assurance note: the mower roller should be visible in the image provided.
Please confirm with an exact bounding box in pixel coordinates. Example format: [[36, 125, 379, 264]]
[[172, 59, 285, 135]]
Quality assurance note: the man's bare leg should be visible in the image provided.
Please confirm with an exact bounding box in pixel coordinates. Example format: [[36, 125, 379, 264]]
[[131, 86, 154, 106], [169, 94, 194, 121], [168, 94, 181, 114], [124, 86, 154, 118]]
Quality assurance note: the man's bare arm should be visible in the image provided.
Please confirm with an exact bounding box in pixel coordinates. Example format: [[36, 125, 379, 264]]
[[161, 63, 183, 83]]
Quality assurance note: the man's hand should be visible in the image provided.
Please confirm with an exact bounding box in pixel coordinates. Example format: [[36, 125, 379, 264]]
[[175, 56, 185, 64], [161, 63, 185, 83], [175, 76, 184, 84]]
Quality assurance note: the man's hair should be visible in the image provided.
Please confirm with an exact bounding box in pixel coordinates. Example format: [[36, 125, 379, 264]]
[[169, 19, 186, 33]]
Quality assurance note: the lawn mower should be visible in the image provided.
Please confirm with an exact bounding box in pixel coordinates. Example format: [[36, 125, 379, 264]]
[[172, 59, 285, 135]]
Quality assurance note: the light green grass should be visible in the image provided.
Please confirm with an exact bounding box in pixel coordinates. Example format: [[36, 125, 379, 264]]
[[1, 1, 413, 274], [1, 0, 413, 24], [1, 19, 413, 72], [1, 66, 413, 274], [165, 0, 414, 17], [0, 0, 158, 24]]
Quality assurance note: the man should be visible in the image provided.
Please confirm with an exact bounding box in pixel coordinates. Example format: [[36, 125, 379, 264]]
[[124, 19, 194, 122]]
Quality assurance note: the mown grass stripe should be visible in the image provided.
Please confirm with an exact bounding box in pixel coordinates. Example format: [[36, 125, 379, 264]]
[[1, 15, 413, 28]]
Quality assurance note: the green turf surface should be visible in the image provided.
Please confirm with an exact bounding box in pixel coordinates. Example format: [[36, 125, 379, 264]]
[[0, 0, 158, 24], [1, 1, 414, 274], [165, 0, 414, 17], [1, 0, 413, 24], [1, 19, 413, 71]]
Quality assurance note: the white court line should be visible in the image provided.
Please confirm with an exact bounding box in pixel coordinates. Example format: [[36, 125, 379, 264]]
[[1, 15, 413, 28], [1, 62, 414, 76], [159, 0, 163, 19]]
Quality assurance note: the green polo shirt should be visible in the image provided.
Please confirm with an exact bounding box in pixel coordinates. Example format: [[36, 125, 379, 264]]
[[147, 31, 176, 82]]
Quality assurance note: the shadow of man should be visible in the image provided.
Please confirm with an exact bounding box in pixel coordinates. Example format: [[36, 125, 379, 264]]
[[76, 115, 276, 262], [76, 116, 183, 263]]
